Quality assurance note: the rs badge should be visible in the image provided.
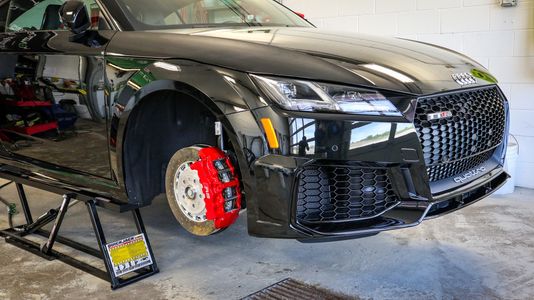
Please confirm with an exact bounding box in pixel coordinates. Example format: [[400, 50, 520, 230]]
[[427, 111, 453, 121]]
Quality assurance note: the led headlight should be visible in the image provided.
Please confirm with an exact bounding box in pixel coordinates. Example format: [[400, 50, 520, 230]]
[[252, 75, 401, 116]]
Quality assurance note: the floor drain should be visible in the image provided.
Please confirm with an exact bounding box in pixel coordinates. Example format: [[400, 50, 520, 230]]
[[242, 278, 358, 300]]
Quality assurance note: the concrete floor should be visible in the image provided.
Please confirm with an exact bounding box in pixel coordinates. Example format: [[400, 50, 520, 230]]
[[0, 180, 533, 300]]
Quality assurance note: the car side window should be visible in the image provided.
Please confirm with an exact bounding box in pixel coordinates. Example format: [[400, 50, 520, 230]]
[[6, 0, 107, 32]]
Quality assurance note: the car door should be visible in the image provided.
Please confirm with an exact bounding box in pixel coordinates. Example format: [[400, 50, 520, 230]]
[[0, 0, 114, 179]]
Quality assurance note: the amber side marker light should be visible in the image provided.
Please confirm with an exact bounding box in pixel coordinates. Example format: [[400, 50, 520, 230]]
[[260, 118, 280, 149]]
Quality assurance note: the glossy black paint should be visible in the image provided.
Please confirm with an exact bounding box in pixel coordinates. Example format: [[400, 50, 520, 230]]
[[107, 27, 495, 95], [0, 28, 121, 198], [244, 98, 509, 239], [0, 0, 509, 240]]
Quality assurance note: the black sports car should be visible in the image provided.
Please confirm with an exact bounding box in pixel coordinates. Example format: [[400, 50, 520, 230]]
[[0, 0, 509, 241]]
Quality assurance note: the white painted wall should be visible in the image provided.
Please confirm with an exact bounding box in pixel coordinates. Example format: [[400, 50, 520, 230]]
[[282, 0, 534, 188]]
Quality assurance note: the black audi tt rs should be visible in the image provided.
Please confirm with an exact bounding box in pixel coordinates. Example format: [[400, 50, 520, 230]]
[[0, 0, 509, 241]]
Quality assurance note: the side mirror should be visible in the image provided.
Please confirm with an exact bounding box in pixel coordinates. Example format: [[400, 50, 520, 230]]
[[59, 0, 90, 34]]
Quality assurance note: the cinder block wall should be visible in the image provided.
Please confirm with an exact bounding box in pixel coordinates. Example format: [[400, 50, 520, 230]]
[[282, 0, 534, 188]]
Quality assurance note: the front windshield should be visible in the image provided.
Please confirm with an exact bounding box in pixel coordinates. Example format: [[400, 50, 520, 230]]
[[114, 0, 311, 29]]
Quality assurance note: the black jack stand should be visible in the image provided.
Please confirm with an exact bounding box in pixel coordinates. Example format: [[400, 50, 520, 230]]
[[0, 182, 159, 290]]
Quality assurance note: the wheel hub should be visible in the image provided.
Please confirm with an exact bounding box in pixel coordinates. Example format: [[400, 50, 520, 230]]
[[174, 161, 207, 222], [185, 186, 197, 200]]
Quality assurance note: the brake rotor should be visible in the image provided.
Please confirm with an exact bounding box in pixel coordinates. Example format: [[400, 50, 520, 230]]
[[174, 161, 208, 222], [167, 146, 242, 235]]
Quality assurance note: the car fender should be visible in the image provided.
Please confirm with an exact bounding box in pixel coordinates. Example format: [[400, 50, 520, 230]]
[[107, 58, 266, 204]]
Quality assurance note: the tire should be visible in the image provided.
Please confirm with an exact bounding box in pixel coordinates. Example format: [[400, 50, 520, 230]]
[[165, 146, 220, 236]]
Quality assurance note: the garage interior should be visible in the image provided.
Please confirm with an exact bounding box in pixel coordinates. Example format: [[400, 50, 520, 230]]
[[0, 181, 533, 299], [1, 0, 534, 299]]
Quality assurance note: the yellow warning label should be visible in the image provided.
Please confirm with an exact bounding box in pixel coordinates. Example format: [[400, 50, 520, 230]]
[[106, 234, 153, 277], [109, 237, 149, 265]]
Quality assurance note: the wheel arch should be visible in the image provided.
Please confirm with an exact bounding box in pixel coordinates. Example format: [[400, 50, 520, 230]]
[[109, 60, 259, 206]]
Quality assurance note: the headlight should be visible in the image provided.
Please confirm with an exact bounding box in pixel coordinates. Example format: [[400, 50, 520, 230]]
[[251, 75, 401, 116]]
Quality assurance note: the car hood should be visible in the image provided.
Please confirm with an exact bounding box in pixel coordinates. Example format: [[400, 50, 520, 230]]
[[108, 27, 495, 95]]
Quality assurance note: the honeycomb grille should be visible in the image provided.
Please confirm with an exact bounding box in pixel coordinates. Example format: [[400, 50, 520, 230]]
[[296, 165, 400, 223], [414, 86, 506, 182], [427, 150, 494, 182]]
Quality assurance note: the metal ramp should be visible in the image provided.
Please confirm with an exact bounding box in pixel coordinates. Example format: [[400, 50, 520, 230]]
[[0, 173, 159, 290]]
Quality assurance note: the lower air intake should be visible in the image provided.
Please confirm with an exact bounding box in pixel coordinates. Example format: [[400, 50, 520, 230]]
[[296, 165, 400, 224]]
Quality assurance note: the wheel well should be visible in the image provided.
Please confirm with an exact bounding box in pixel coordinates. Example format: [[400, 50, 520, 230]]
[[123, 90, 220, 205]]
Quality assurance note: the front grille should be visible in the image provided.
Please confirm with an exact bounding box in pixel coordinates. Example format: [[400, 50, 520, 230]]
[[427, 150, 494, 182], [414, 86, 506, 182], [296, 165, 400, 223]]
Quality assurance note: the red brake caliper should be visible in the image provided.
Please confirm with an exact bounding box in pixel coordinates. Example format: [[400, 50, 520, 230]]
[[189, 147, 242, 229]]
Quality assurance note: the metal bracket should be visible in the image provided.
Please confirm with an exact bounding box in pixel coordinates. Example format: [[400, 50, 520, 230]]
[[215, 121, 225, 151], [40, 194, 74, 254], [500, 0, 518, 7]]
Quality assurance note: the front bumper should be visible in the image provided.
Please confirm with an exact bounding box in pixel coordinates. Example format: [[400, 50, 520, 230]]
[[248, 154, 508, 242], [243, 85, 510, 241]]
